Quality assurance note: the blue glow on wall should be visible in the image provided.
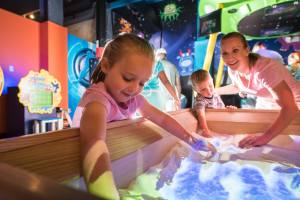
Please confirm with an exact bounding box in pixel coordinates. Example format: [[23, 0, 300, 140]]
[[68, 34, 96, 117]]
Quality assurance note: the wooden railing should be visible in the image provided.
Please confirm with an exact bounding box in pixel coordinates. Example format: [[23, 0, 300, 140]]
[[0, 117, 165, 182], [0, 163, 101, 200], [205, 108, 300, 135], [0, 108, 299, 183]]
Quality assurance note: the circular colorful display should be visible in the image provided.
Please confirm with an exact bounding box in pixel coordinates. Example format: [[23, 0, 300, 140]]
[[18, 69, 62, 114]]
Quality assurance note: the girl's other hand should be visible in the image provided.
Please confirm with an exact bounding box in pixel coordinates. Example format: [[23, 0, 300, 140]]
[[188, 133, 216, 152]]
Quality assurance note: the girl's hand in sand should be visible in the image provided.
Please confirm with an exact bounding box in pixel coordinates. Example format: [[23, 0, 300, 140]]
[[188, 133, 216, 153]]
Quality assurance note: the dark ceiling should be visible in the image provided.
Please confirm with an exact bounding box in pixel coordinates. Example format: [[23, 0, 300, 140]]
[[0, 0, 118, 24], [0, 0, 40, 15], [0, 0, 164, 34], [0, 0, 162, 27], [0, 0, 119, 15]]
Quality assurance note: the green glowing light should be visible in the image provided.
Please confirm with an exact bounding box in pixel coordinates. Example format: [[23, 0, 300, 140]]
[[160, 3, 182, 22]]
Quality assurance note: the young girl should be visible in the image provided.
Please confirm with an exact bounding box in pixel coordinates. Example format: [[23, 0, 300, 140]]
[[191, 69, 235, 137], [72, 33, 211, 200], [216, 32, 300, 148]]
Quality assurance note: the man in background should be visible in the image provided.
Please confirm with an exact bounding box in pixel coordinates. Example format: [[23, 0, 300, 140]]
[[156, 48, 184, 110]]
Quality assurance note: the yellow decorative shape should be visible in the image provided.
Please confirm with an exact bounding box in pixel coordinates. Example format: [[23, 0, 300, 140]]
[[203, 4, 223, 73], [18, 69, 62, 114], [215, 57, 224, 88], [203, 33, 218, 71]]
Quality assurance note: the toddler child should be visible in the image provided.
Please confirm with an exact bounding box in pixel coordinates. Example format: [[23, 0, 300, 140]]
[[191, 69, 235, 137]]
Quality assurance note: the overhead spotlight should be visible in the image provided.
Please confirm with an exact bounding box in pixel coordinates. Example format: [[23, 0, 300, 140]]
[[23, 9, 40, 21]]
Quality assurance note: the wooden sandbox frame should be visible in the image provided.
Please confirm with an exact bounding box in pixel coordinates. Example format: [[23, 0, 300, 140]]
[[0, 109, 299, 198]]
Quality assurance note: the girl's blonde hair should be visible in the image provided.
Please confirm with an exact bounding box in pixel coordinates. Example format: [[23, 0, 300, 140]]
[[91, 33, 155, 84], [221, 32, 260, 68], [190, 69, 210, 88]]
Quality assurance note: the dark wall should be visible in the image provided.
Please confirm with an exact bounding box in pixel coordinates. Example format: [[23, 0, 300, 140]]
[[6, 87, 57, 138]]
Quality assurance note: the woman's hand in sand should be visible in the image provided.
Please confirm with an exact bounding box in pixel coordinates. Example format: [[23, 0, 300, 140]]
[[238, 133, 274, 148]]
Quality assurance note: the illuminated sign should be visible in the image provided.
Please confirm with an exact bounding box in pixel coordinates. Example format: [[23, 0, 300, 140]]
[[0, 66, 3, 96], [18, 69, 62, 114], [199, 9, 221, 37]]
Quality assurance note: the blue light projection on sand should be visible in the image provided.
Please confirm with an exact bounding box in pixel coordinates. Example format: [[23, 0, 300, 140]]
[[122, 138, 300, 200], [158, 159, 300, 200]]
